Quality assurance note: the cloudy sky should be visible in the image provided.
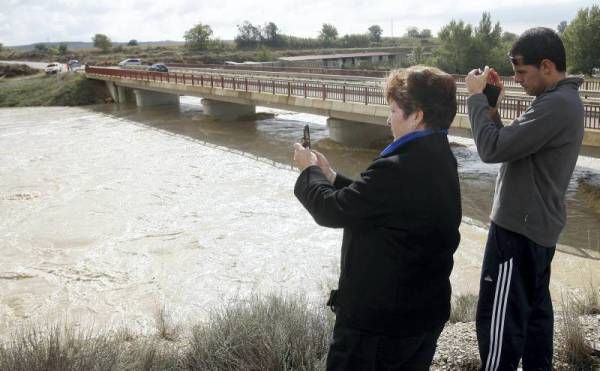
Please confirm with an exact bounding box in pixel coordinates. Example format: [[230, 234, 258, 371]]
[[0, 0, 596, 46]]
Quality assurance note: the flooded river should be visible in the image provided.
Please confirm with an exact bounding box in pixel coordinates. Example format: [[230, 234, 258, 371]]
[[1, 97, 599, 335]]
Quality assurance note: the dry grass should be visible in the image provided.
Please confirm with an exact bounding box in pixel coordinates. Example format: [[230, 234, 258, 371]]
[[0, 324, 121, 371], [560, 294, 598, 370], [0, 72, 110, 107], [0, 294, 333, 371], [572, 280, 600, 316], [154, 304, 181, 342], [184, 294, 333, 371], [449, 293, 478, 323]]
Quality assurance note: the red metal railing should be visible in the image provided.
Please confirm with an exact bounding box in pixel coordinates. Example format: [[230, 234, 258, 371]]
[[86, 66, 600, 129]]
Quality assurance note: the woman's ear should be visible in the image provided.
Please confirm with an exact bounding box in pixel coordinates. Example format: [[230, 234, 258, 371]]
[[413, 110, 425, 129]]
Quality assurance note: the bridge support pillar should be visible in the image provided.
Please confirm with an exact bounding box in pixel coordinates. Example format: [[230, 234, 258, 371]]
[[202, 99, 256, 120], [327, 118, 392, 149], [134, 89, 179, 107], [106, 82, 118, 102], [116, 86, 135, 104]]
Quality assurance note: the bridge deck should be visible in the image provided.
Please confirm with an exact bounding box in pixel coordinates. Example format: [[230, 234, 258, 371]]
[[86, 66, 600, 130]]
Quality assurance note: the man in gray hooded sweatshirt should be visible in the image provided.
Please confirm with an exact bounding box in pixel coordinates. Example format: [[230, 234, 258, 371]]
[[465, 27, 584, 370]]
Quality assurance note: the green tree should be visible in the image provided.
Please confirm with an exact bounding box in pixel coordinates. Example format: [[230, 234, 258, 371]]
[[432, 20, 474, 73], [256, 45, 272, 61], [235, 21, 262, 48], [127, 39, 138, 46], [34, 43, 48, 52], [58, 43, 68, 55], [341, 33, 370, 48], [409, 45, 425, 65], [319, 23, 338, 46], [473, 12, 503, 68], [432, 13, 510, 74], [92, 34, 112, 53], [208, 38, 227, 53], [501, 31, 518, 43], [184, 23, 213, 50], [557, 20, 568, 35], [368, 25, 383, 42], [563, 5, 600, 75], [405, 27, 420, 38], [420, 29, 432, 38], [262, 22, 282, 47]]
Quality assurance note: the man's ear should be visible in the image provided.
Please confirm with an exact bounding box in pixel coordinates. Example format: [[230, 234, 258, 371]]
[[540, 59, 556, 75]]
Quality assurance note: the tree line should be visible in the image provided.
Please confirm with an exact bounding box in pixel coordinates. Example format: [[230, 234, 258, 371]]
[[2, 5, 597, 75], [179, 5, 599, 75]]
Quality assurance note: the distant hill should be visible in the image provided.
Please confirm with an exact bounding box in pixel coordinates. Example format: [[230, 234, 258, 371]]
[[8, 41, 185, 51]]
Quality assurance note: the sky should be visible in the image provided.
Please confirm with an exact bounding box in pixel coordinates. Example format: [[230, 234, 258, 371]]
[[0, 0, 597, 46]]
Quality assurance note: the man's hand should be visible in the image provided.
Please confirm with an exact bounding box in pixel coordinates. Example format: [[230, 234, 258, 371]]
[[293, 143, 317, 171], [487, 68, 505, 111], [466, 66, 490, 95]]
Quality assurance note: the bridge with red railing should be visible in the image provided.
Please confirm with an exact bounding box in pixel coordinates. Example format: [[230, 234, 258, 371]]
[[85, 65, 600, 131]]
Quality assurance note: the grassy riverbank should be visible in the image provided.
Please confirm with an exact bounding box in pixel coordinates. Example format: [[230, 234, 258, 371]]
[[0, 72, 110, 107], [1, 291, 598, 371]]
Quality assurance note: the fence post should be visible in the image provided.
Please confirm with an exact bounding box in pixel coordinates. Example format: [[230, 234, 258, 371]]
[[191, 74, 194, 86], [233, 77, 236, 90], [322, 84, 326, 100], [343, 85, 346, 102], [175, 73, 178, 84], [211, 75, 214, 88], [258, 80, 261, 93], [245, 78, 248, 92], [288, 81, 291, 96], [364, 87, 368, 104], [304, 83, 307, 98], [221, 76, 224, 88], [200, 75, 203, 86], [272, 80, 275, 94]]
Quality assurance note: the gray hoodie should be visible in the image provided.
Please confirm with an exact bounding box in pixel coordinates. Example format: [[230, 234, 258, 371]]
[[467, 77, 584, 247]]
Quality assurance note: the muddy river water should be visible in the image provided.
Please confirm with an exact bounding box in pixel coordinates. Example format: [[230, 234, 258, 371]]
[[1, 97, 599, 335]]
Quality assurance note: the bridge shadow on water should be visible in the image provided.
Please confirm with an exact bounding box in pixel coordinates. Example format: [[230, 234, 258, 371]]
[[83, 101, 600, 261]]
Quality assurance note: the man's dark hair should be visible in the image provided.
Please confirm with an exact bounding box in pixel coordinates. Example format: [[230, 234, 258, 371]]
[[509, 27, 566, 72], [385, 66, 457, 130]]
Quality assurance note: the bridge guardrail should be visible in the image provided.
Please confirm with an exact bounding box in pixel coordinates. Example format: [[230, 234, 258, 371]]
[[167, 63, 600, 92], [87, 66, 600, 130]]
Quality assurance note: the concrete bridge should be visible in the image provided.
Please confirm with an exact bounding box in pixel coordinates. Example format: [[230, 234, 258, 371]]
[[85, 66, 600, 148]]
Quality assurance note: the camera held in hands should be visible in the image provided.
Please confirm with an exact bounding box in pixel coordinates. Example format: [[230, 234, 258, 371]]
[[475, 67, 502, 107]]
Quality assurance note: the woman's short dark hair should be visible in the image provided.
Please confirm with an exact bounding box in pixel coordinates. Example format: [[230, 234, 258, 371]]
[[384, 66, 457, 130], [509, 27, 566, 72]]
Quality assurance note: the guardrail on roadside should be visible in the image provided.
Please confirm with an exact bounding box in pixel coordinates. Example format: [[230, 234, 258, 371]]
[[86, 66, 600, 130]]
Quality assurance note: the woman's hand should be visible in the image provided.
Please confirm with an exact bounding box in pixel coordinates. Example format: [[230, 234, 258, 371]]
[[293, 143, 317, 171], [312, 150, 337, 184]]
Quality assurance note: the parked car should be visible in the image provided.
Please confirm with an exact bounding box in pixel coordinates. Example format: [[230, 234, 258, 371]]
[[44, 63, 62, 74], [148, 63, 168, 72], [67, 59, 80, 69], [118, 58, 142, 67]]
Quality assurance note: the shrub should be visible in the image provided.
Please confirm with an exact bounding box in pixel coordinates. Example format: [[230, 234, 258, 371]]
[[449, 293, 478, 323]]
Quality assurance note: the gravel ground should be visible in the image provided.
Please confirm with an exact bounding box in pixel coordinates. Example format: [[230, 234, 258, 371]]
[[432, 315, 600, 370]]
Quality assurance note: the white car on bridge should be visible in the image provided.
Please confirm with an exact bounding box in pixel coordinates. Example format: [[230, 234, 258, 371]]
[[44, 63, 62, 74]]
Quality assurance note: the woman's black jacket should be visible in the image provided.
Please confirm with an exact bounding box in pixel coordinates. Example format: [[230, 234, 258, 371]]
[[294, 133, 461, 336]]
